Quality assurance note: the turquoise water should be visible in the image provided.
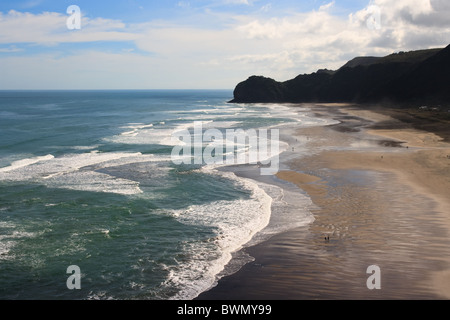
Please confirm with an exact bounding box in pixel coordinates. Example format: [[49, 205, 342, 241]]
[[0, 90, 311, 300]]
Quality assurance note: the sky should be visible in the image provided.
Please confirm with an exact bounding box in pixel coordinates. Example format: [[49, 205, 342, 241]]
[[0, 0, 449, 89]]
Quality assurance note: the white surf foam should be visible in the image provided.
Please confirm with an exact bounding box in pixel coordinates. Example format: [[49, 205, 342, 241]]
[[163, 164, 316, 300], [161, 104, 331, 299], [107, 125, 181, 146], [0, 155, 54, 173], [0, 222, 38, 260], [120, 123, 154, 137], [0, 152, 169, 195], [108, 120, 244, 147], [165, 169, 272, 300]]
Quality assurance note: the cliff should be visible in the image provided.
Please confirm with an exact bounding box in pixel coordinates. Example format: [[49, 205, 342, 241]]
[[230, 45, 450, 107]]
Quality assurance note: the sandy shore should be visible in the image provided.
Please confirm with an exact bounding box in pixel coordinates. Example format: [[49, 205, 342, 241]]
[[197, 104, 450, 300]]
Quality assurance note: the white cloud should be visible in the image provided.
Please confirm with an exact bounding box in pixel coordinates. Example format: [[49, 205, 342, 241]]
[[1, 1, 450, 89], [349, 0, 450, 49], [19, 0, 44, 9], [260, 4, 272, 12], [319, 1, 335, 11], [223, 0, 252, 5], [177, 2, 191, 8], [0, 10, 138, 44], [236, 10, 346, 40], [0, 46, 23, 53]]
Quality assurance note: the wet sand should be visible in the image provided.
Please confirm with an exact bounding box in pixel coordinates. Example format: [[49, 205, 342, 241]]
[[197, 104, 450, 300]]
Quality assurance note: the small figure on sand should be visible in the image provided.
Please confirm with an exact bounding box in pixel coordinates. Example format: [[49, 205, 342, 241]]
[[324, 236, 330, 242]]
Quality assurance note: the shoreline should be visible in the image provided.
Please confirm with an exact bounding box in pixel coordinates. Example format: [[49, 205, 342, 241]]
[[197, 103, 450, 300]]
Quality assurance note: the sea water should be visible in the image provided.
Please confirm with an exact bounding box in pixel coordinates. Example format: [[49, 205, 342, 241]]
[[0, 90, 330, 300]]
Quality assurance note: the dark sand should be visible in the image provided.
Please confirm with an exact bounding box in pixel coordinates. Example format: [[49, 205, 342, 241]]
[[197, 105, 450, 300]]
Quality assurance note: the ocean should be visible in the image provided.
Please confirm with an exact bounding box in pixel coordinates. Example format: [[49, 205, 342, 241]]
[[0, 90, 334, 300]]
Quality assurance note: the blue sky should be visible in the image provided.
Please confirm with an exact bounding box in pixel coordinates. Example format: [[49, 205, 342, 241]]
[[0, 0, 449, 89], [0, 1, 369, 20]]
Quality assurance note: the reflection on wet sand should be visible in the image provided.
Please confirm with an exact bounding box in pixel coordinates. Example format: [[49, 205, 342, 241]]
[[198, 105, 450, 300]]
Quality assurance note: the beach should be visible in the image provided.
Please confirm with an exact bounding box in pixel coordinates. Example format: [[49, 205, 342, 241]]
[[197, 104, 450, 300]]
